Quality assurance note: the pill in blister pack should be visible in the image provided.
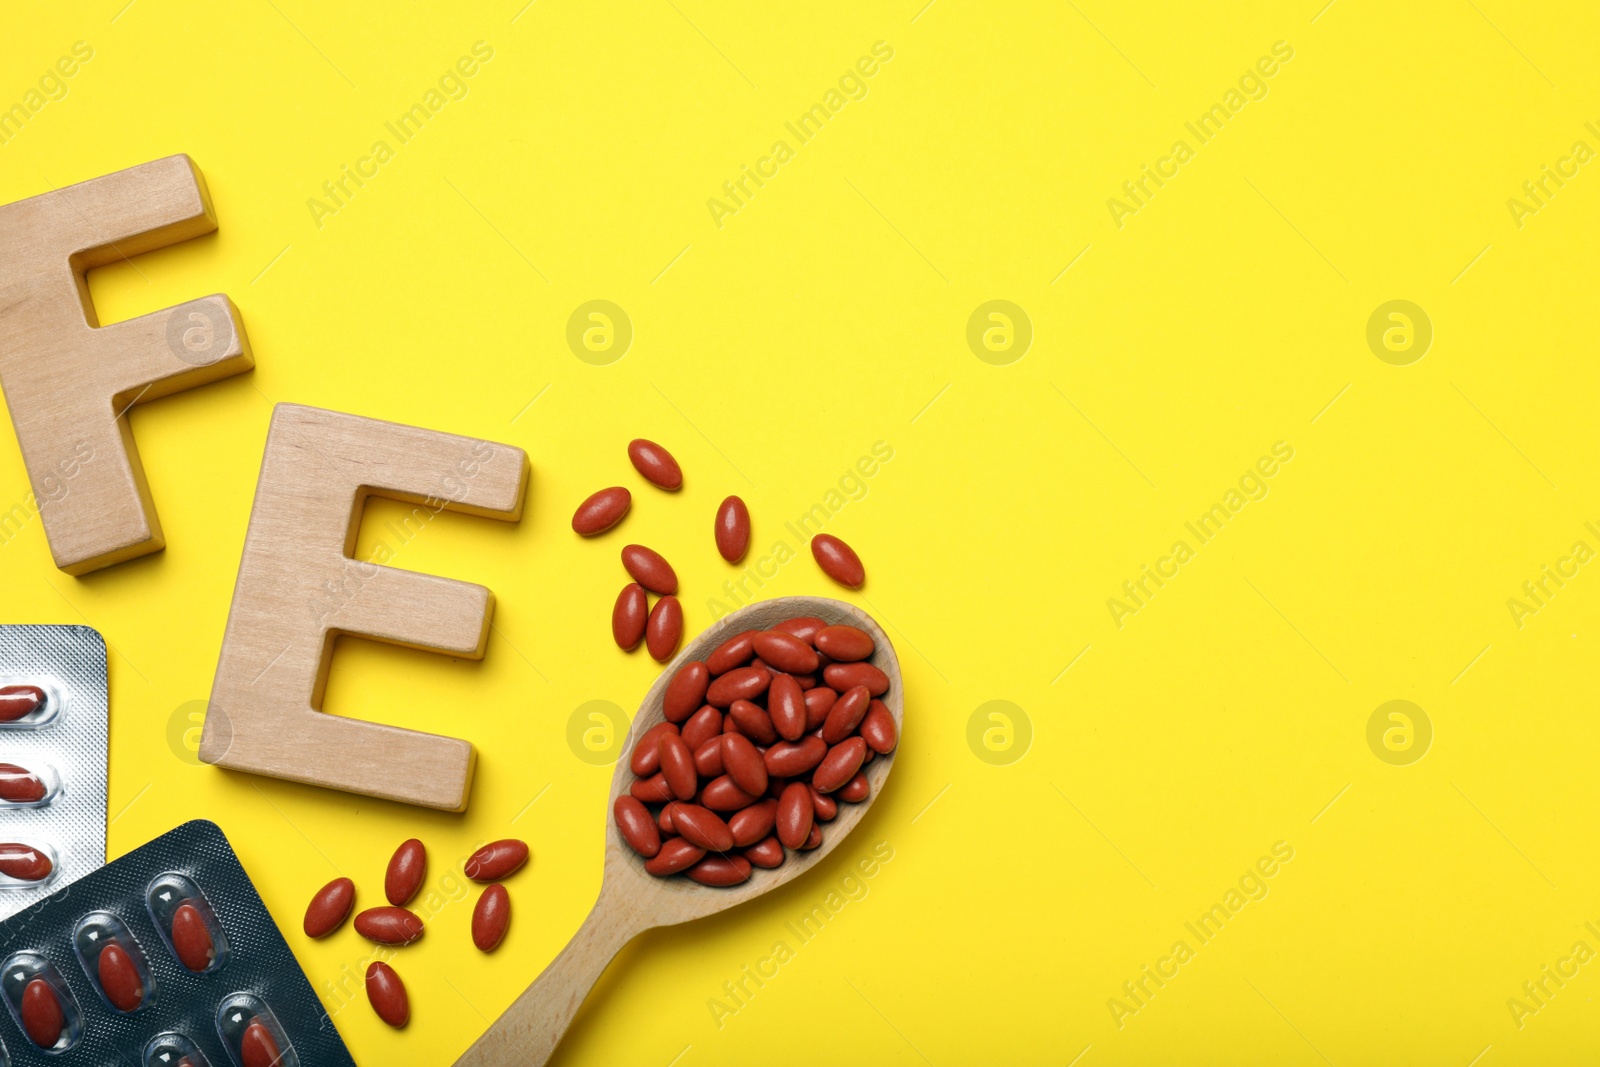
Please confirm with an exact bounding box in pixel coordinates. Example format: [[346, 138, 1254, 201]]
[[0, 819, 355, 1064], [0, 625, 108, 918]]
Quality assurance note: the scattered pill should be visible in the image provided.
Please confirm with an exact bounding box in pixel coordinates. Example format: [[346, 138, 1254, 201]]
[[472, 884, 511, 953], [572, 487, 631, 535], [612, 583, 648, 651], [646, 595, 683, 661], [353, 906, 424, 946], [465, 839, 529, 882], [385, 839, 426, 907], [715, 496, 750, 562], [366, 961, 409, 1028], [810, 534, 865, 588], [303, 877, 355, 938], [621, 544, 677, 595], [628, 439, 683, 490]]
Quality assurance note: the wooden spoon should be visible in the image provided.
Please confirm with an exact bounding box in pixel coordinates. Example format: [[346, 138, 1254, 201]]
[[453, 596, 902, 1066]]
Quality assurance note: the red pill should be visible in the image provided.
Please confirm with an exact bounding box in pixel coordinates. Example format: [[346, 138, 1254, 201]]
[[809, 785, 838, 822], [701, 775, 760, 812], [0, 685, 44, 723], [646, 596, 683, 662], [465, 839, 529, 882], [681, 705, 723, 752], [645, 838, 705, 875], [631, 771, 673, 803], [659, 733, 697, 801], [0, 764, 46, 804], [777, 782, 814, 849], [304, 877, 355, 938], [630, 722, 679, 776], [628, 438, 683, 490], [572, 487, 631, 535], [752, 631, 818, 675], [385, 839, 427, 906], [715, 496, 751, 562], [98, 942, 144, 1011], [658, 803, 677, 834], [672, 805, 733, 852], [354, 906, 424, 946], [612, 583, 648, 650], [240, 1020, 282, 1067], [861, 699, 898, 753], [822, 685, 872, 744], [170, 901, 216, 971], [774, 616, 827, 644], [823, 662, 890, 696], [694, 736, 725, 777], [801, 823, 823, 850], [765, 736, 827, 778], [0, 842, 49, 882], [728, 700, 777, 745], [614, 795, 661, 858], [813, 737, 868, 793], [20, 978, 62, 1048], [815, 625, 874, 662], [707, 631, 757, 674], [744, 837, 787, 868], [768, 673, 806, 742], [688, 854, 751, 886], [621, 545, 677, 595], [366, 961, 410, 1028], [721, 734, 768, 796], [729, 799, 778, 847], [664, 662, 710, 723], [707, 665, 770, 707], [803, 687, 837, 731], [811, 534, 865, 588], [838, 773, 871, 803], [473, 884, 511, 952]]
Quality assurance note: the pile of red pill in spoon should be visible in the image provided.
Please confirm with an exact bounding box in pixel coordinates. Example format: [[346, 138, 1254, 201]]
[[614, 616, 897, 886]]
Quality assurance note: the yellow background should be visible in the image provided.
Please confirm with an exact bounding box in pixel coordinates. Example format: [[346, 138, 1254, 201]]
[[2, 1, 1599, 1063]]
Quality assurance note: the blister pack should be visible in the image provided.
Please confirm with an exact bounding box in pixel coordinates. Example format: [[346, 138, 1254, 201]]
[[0, 819, 355, 1065], [0, 624, 107, 920]]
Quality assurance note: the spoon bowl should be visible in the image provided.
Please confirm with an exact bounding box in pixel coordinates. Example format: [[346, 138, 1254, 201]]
[[454, 596, 902, 1066]]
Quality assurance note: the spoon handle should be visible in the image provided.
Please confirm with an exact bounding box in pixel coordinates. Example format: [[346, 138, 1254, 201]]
[[453, 891, 641, 1066]]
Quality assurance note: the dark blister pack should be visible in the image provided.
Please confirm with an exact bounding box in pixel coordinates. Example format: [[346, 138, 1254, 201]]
[[0, 819, 354, 1066]]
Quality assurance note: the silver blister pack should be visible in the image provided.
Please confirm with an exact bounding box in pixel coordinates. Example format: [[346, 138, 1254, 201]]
[[0, 625, 107, 918]]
